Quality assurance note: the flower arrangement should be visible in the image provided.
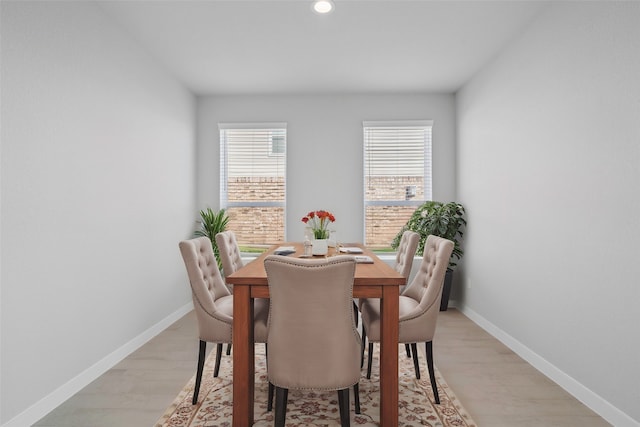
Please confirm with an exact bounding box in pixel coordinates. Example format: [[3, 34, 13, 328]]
[[301, 210, 335, 239]]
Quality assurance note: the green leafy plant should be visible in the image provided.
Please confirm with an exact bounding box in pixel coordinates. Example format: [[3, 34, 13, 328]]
[[194, 208, 229, 272], [391, 201, 466, 269]]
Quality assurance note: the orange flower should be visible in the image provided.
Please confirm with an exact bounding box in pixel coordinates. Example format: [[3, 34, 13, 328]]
[[301, 210, 336, 239]]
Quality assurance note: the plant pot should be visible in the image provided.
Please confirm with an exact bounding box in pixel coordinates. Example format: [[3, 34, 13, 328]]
[[312, 239, 329, 256], [440, 269, 453, 311]]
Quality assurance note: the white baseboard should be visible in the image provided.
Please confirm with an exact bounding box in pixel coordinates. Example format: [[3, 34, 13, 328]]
[[1, 302, 193, 427], [457, 304, 639, 427]]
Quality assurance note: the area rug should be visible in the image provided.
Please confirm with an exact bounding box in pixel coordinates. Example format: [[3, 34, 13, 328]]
[[156, 344, 476, 426]]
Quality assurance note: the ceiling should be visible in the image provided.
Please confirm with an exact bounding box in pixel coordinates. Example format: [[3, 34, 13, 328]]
[[98, 0, 548, 95]]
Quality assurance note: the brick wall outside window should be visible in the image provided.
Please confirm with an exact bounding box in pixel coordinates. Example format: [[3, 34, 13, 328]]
[[365, 205, 416, 249], [226, 177, 284, 246], [226, 176, 421, 249], [365, 176, 423, 248]]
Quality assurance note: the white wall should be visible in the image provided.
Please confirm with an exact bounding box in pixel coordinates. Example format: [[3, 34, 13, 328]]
[[1, 2, 195, 424], [457, 2, 640, 425], [197, 94, 456, 243]]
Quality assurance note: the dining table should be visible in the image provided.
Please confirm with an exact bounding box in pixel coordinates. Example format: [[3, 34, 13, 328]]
[[225, 242, 406, 427]]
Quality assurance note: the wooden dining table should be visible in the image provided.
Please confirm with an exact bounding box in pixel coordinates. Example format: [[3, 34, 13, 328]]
[[225, 242, 405, 426]]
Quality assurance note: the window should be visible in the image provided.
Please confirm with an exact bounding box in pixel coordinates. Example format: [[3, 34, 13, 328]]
[[219, 123, 287, 247], [363, 120, 433, 249]]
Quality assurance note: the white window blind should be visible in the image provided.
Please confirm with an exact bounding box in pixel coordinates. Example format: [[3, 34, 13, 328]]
[[219, 123, 287, 246], [363, 120, 433, 247]]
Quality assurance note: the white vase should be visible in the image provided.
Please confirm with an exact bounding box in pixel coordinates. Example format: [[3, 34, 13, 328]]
[[312, 239, 329, 256]]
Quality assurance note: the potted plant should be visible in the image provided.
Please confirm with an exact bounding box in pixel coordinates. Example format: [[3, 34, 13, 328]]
[[391, 201, 466, 311], [301, 210, 336, 255], [194, 208, 229, 272]]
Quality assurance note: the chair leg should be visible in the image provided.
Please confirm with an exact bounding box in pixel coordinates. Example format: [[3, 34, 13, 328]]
[[411, 342, 421, 379], [337, 389, 351, 427], [213, 343, 223, 377], [274, 387, 288, 427], [352, 300, 359, 327], [405, 343, 411, 358], [353, 383, 361, 414], [266, 343, 274, 411], [360, 328, 366, 369], [366, 342, 374, 379], [226, 343, 232, 355], [267, 382, 274, 411], [192, 340, 206, 404], [426, 341, 440, 404]]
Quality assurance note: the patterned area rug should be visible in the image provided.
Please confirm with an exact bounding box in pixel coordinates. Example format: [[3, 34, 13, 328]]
[[156, 344, 476, 426]]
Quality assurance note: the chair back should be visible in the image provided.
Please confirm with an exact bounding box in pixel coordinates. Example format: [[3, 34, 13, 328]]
[[179, 237, 233, 341], [264, 255, 361, 391], [400, 235, 454, 341], [396, 230, 420, 280], [215, 231, 244, 277]]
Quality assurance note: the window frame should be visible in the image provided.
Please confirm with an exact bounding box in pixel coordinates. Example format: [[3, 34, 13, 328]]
[[219, 122, 287, 246], [362, 120, 433, 248]]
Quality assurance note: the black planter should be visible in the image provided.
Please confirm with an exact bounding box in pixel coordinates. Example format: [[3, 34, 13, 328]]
[[440, 269, 453, 311]]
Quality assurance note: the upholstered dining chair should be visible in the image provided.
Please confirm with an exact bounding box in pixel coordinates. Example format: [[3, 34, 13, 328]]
[[358, 230, 419, 312], [178, 237, 269, 404], [360, 234, 453, 404], [215, 230, 245, 292], [216, 227, 276, 405], [358, 230, 420, 361], [264, 255, 362, 427], [215, 230, 245, 355]]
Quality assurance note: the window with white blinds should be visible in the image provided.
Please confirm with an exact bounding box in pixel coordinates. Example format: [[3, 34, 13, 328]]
[[363, 120, 433, 248], [219, 123, 287, 246]]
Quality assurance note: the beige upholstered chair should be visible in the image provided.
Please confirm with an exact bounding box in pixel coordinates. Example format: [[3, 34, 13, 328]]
[[178, 237, 269, 404], [216, 230, 268, 359], [215, 230, 244, 292], [358, 230, 419, 311], [358, 230, 420, 360], [392, 230, 421, 289], [215, 230, 243, 354], [264, 255, 361, 427], [216, 229, 275, 396], [360, 235, 453, 404]]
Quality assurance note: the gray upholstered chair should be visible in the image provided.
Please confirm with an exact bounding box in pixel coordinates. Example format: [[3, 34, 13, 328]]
[[360, 234, 453, 404], [178, 237, 269, 404], [358, 230, 420, 360], [264, 255, 361, 427]]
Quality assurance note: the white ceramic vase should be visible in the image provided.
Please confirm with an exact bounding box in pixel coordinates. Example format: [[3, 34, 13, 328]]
[[312, 239, 329, 256]]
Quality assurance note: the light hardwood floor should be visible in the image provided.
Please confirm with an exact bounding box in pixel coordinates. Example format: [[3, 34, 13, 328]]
[[34, 308, 610, 426]]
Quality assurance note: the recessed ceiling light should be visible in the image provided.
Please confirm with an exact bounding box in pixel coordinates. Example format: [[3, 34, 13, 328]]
[[312, 0, 334, 14]]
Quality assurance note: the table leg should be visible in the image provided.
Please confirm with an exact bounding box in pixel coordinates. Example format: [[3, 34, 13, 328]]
[[232, 285, 254, 426], [379, 285, 399, 426]]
